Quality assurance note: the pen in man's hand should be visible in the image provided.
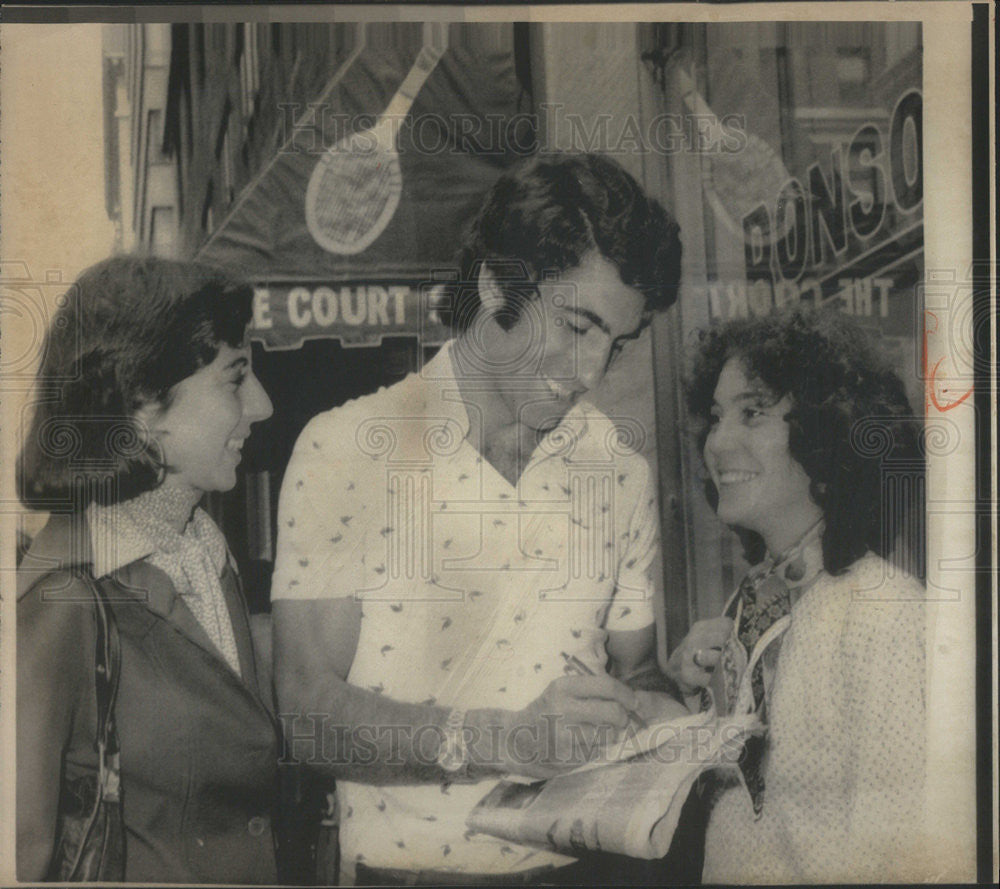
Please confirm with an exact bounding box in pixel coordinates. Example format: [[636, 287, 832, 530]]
[[560, 651, 648, 729]]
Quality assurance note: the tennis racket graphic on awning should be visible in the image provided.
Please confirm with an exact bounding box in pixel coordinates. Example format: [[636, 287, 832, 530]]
[[305, 23, 448, 255]]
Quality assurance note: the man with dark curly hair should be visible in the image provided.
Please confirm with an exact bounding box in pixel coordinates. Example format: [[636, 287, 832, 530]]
[[272, 152, 685, 884]]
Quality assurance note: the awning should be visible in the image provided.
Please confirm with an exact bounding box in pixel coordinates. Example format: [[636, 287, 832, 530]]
[[196, 23, 535, 288]]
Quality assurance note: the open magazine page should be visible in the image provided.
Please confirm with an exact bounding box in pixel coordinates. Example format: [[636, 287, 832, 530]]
[[468, 711, 761, 859]]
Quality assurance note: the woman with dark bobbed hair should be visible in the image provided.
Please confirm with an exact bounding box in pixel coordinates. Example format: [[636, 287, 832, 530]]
[[666, 306, 927, 883], [17, 256, 277, 883]]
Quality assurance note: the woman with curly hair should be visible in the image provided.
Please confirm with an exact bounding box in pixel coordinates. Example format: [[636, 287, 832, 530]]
[[665, 306, 927, 883], [17, 256, 278, 882]]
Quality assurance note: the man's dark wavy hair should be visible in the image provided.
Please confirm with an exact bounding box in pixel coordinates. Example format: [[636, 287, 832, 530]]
[[18, 255, 253, 510], [686, 306, 924, 577], [448, 152, 682, 332]]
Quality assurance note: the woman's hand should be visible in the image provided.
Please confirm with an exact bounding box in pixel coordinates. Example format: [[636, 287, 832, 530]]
[[666, 617, 734, 696], [493, 674, 640, 780]]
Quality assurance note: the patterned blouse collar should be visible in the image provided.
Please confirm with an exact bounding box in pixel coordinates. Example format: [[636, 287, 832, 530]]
[[87, 483, 222, 579]]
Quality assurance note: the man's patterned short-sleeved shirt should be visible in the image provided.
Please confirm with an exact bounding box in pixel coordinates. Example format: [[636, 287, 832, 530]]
[[272, 342, 661, 879]]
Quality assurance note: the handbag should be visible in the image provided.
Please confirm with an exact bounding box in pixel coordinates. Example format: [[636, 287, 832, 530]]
[[46, 572, 126, 881]]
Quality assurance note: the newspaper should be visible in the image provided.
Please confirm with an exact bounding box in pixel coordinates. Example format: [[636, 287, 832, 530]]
[[467, 710, 762, 860]]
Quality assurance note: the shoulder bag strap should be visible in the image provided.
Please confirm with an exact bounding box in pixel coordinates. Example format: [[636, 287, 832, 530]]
[[77, 571, 122, 789], [52, 571, 124, 881]]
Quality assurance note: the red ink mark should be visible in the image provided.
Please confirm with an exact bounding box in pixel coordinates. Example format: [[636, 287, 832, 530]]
[[923, 311, 973, 413]]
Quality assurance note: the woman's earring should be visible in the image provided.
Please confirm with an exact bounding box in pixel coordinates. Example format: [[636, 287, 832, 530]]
[[139, 424, 167, 486], [477, 264, 505, 317]]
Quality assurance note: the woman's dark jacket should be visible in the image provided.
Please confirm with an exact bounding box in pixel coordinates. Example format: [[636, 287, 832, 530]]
[[17, 512, 280, 883]]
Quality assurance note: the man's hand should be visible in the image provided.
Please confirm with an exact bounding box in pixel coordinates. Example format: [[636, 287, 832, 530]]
[[665, 617, 734, 696], [490, 674, 640, 780]]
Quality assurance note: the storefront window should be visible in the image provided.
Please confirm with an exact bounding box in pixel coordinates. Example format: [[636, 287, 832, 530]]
[[649, 22, 923, 619]]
